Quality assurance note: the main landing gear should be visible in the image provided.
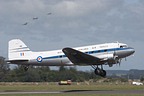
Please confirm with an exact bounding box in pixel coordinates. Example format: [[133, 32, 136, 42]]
[[91, 65, 106, 77]]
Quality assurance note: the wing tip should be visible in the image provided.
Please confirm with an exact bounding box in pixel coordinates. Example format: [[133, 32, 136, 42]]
[[62, 47, 72, 53]]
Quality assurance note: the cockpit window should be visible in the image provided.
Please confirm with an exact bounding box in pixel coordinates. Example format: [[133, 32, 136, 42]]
[[120, 45, 128, 48]]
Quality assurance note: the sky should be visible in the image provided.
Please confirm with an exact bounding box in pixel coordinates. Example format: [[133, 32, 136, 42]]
[[0, 0, 143, 71]]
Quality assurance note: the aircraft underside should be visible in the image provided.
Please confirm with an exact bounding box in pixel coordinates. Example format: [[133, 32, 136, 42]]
[[12, 58, 116, 77]]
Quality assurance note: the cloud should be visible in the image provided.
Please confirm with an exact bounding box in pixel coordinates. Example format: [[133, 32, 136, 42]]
[[52, 0, 124, 17], [0, 0, 143, 43], [0, 0, 143, 70], [0, 0, 45, 14]]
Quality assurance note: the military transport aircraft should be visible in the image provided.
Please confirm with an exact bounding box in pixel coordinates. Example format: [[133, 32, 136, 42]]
[[2, 39, 135, 77]]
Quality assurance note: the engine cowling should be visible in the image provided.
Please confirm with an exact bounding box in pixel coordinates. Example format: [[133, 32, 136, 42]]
[[98, 54, 120, 65], [107, 55, 119, 64]]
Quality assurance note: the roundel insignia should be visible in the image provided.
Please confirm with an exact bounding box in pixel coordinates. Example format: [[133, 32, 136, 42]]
[[37, 56, 43, 62]]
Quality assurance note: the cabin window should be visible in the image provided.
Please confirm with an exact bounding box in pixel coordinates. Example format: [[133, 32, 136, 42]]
[[104, 49, 107, 52], [59, 55, 62, 58], [85, 52, 89, 54], [91, 51, 94, 53], [120, 45, 127, 48]]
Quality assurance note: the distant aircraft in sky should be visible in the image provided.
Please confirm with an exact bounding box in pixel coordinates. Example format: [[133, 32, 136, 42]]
[[22, 22, 28, 25], [33, 17, 38, 20], [2, 39, 135, 77], [22, 12, 52, 25], [47, 12, 52, 15]]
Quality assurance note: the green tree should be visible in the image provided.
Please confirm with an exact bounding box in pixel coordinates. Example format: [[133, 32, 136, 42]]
[[0, 57, 10, 81], [140, 76, 144, 82]]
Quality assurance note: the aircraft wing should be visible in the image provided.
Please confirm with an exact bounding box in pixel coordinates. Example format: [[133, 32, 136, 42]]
[[62, 47, 101, 65]]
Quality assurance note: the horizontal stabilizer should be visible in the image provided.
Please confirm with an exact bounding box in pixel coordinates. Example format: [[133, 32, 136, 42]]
[[6, 59, 29, 64]]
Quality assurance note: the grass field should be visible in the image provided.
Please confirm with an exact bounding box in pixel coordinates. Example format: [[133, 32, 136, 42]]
[[0, 82, 143, 96]]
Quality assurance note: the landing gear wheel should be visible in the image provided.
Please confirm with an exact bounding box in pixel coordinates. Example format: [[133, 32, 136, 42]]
[[100, 70, 106, 77], [91, 65, 107, 77], [94, 68, 101, 75], [94, 68, 106, 77]]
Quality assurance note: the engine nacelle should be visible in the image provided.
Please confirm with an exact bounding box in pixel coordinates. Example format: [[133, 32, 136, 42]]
[[98, 54, 119, 65], [107, 55, 119, 65]]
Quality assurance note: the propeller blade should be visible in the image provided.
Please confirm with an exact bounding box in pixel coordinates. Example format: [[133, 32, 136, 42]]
[[125, 58, 127, 61], [117, 59, 121, 66]]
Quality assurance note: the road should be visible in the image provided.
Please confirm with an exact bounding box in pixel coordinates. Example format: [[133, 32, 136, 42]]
[[0, 90, 144, 95]]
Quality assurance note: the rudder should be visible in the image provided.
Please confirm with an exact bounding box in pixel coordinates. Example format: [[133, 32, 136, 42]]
[[8, 39, 32, 60]]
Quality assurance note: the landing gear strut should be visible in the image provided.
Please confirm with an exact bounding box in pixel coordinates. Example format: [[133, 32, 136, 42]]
[[91, 65, 106, 77], [22, 65, 29, 71]]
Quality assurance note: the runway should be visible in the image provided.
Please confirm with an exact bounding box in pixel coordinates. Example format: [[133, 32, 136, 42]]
[[0, 90, 144, 95]]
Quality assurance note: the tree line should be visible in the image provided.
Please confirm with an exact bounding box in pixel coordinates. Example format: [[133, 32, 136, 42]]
[[0, 63, 100, 82], [0, 63, 144, 82]]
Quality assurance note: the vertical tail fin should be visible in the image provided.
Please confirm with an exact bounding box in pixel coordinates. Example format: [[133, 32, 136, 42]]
[[8, 39, 32, 60]]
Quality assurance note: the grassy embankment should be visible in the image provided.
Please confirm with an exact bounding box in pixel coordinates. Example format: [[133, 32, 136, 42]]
[[0, 82, 143, 96]]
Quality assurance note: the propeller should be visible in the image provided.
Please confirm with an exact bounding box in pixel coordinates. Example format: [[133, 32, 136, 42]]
[[118, 59, 122, 66], [125, 58, 127, 61], [113, 49, 122, 66], [115, 57, 120, 66]]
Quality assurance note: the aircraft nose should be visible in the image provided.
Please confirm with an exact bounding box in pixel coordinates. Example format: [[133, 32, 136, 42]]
[[127, 47, 135, 56], [130, 47, 135, 54]]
